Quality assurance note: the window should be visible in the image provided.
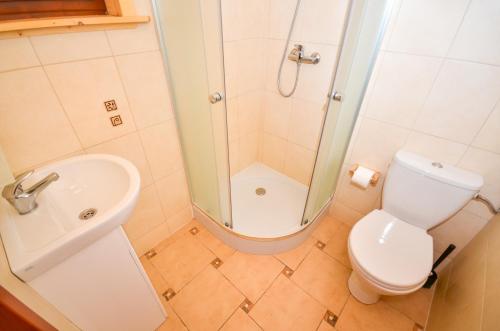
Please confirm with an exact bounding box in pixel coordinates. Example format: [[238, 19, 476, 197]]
[[0, 0, 108, 21], [0, 0, 149, 35]]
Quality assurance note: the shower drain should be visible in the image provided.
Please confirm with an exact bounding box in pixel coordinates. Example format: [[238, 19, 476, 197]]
[[255, 187, 266, 196], [79, 208, 98, 220]]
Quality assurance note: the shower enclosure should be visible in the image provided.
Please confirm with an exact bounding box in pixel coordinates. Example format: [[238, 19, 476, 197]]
[[152, 0, 391, 251]]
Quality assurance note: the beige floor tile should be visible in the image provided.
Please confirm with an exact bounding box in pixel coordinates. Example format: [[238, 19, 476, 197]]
[[323, 223, 352, 268], [250, 275, 325, 331], [336, 296, 415, 331], [157, 302, 188, 331], [219, 251, 283, 303], [220, 309, 262, 331], [312, 216, 343, 244], [154, 219, 203, 252], [140, 256, 170, 295], [151, 232, 215, 291], [317, 320, 336, 331], [196, 228, 236, 261], [383, 288, 434, 326], [171, 267, 244, 331], [275, 235, 316, 270], [292, 248, 350, 315]]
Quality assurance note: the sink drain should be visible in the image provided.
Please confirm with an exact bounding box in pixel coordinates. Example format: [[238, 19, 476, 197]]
[[255, 187, 266, 196], [79, 208, 97, 220]]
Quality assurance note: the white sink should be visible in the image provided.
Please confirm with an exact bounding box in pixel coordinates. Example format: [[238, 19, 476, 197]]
[[0, 154, 140, 281]]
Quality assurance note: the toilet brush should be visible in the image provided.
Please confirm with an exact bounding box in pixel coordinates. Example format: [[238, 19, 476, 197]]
[[423, 244, 456, 289]]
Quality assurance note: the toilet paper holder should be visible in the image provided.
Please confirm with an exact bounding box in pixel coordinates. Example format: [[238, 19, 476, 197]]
[[348, 164, 380, 186]]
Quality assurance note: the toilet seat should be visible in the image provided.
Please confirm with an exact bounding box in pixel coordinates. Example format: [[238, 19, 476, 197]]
[[348, 209, 433, 291]]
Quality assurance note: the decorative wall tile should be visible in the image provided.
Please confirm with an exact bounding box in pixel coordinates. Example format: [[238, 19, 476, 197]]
[[0, 68, 81, 172], [30, 31, 112, 65], [115, 51, 173, 129], [0, 38, 39, 72], [45, 57, 136, 147]]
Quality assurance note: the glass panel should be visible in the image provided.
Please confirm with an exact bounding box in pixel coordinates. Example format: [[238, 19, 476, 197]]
[[303, 0, 393, 223], [152, 0, 231, 225]]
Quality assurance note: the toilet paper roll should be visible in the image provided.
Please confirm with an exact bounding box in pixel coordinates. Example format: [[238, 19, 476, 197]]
[[351, 166, 375, 189]]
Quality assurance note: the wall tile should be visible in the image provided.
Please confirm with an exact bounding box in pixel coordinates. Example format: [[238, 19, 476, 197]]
[[238, 92, 262, 135], [115, 51, 173, 129], [268, 0, 296, 39], [262, 91, 292, 138], [85, 132, 153, 188], [237, 39, 266, 94], [139, 120, 183, 181], [124, 185, 165, 240], [472, 101, 500, 154], [30, 31, 112, 65], [429, 210, 489, 257], [365, 52, 442, 128], [0, 38, 39, 72], [226, 98, 239, 141], [220, 0, 240, 42], [0, 68, 81, 172], [131, 222, 171, 257], [260, 133, 287, 172], [222, 42, 240, 99], [288, 98, 324, 150], [237, 0, 269, 40], [239, 132, 259, 169], [448, 0, 500, 66], [414, 60, 500, 144], [45, 57, 136, 147], [459, 148, 500, 208], [295, 0, 349, 45], [349, 118, 409, 172], [403, 132, 467, 165], [283, 143, 315, 185], [165, 206, 193, 234], [388, 0, 470, 57], [155, 169, 191, 219], [106, 22, 159, 55]]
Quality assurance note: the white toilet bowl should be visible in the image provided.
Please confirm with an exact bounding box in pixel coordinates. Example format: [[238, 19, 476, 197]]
[[347, 210, 433, 304], [345, 151, 483, 304]]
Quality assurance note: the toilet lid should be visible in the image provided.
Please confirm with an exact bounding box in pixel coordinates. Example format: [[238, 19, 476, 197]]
[[349, 210, 433, 289]]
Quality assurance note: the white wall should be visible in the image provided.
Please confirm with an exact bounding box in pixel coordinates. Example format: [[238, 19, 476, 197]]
[[330, 0, 500, 262], [0, 0, 192, 256]]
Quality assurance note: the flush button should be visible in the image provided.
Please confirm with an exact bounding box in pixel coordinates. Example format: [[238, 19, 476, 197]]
[[432, 162, 443, 168]]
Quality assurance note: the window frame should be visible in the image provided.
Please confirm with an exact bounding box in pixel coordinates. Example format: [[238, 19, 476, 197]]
[[0, 0, 149, 36]]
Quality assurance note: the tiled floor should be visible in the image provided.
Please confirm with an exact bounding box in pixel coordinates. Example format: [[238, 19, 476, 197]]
[[141, 215, 434, 331]]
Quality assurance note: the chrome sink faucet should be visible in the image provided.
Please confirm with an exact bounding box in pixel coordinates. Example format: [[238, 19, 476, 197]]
[[2, 170, 59, 215]]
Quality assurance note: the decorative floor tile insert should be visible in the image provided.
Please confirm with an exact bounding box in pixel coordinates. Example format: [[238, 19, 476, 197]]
[[145, 249, 157, 259], [240, 298, 254, 313], [162, 288, 176, 301], [189, 227, 199, 235], [316, 240, 326, 250], [211, 257, 223, 269], [324, 310, 338, 327], [282, 266, 294, 278]]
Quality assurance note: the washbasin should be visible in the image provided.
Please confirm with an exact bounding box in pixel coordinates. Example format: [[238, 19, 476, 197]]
[[0, 154, 140, 281]]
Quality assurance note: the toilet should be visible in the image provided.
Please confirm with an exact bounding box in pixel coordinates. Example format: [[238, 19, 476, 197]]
[[347, 150, 483, 304]]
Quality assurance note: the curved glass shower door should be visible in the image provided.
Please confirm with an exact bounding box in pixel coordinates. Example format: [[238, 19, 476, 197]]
[[152, 0, 231, 227]]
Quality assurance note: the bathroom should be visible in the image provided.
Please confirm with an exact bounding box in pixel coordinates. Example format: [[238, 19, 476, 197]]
[[0, 0, 499, 330]]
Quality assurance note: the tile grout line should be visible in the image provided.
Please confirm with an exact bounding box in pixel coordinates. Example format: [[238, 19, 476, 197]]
[[26, 37, 86, 153]]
